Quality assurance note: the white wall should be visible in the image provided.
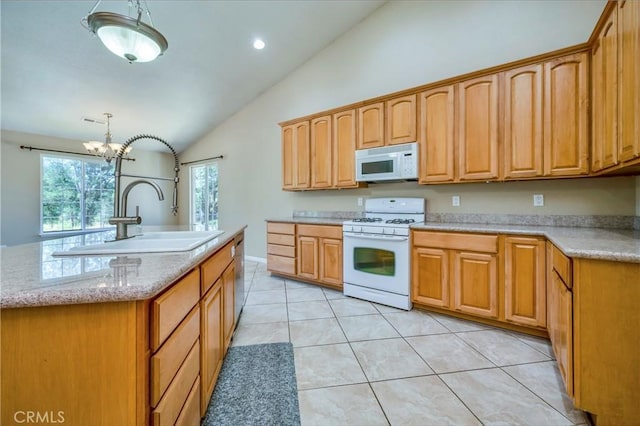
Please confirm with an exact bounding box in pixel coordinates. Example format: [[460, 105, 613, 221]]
[[1, 130, 179, 246], [178, 0, 637, 258]]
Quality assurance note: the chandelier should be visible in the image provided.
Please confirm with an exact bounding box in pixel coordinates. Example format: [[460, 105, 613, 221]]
[[83, 113, 132, 164], [82, 0, 168, 63]]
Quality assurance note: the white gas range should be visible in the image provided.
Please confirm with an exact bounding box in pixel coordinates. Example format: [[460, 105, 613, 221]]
[[342, 198, 425, 310]]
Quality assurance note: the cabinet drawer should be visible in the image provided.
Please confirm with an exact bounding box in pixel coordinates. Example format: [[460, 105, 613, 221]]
[[175, 376, 200, 426], [267, 233, 295, 246], [267, 254, 296, 275], [151, 305, 200, 407], [267, 222, 295, 234], [297, 224, 342, 239], [413, 231, 498, 253], [552, 244, 572, 288], [151, 268, 200, 351], [267, 243, 295, 257], [152, 340, 200, 426], [201, 241, 234, 294]]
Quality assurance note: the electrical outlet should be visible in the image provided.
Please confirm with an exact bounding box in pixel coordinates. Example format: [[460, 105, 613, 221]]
[[357, 197, 363, 207], [533, 194, 544, 207], [452, 195, 460, 207]]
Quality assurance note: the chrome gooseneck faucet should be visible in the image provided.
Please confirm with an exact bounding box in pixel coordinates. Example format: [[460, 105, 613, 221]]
[[109, 134, 180, 240]]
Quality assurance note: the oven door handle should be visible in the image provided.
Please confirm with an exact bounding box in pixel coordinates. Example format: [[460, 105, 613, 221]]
[[343, 232, 408, 242]]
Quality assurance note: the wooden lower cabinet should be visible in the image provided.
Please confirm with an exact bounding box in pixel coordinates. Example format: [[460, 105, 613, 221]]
[[504, 236, 546, 328], [222, 263, 236, 350], [413, 233, 546, 327], [319, 238, 343, 286], [572, 258, 640, 424], [453, 251, 498, 319], [200, 280, 223, 416], [412, 247, 450, 308], [547, 269, 573, 396], [297, 235, 319, 280], [268, 222, 343, 290], [412, 231, 498, 319]]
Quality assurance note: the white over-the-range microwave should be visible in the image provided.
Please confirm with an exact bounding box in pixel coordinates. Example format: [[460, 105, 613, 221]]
[[355, 142, 418, 182]]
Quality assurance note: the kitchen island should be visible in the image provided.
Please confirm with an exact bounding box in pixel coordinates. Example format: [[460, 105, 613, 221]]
[[0, 226, 246, 426]]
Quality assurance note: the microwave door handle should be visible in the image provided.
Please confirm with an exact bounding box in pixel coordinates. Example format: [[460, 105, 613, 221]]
[[343, 233, 408, 242]]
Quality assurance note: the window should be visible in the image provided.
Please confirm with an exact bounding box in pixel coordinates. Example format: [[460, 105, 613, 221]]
[[41, 155, 114, 233], [190, 162, 218, 231]]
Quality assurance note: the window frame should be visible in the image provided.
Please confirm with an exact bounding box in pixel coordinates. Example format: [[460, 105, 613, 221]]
[[39, 153, 115, 236], [189, 161, 219, 231]]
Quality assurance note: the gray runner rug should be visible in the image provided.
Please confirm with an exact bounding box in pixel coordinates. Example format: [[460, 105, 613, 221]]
[[201, 342, 301, 426]]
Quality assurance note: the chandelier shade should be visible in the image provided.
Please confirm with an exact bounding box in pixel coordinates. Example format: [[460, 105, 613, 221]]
[[83, 113, 132, 163]]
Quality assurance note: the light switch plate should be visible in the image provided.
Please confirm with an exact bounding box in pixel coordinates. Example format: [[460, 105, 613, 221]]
[[452, 195, 460, 207], [533, 194, 544, 207], [357, 197, 363, 207]]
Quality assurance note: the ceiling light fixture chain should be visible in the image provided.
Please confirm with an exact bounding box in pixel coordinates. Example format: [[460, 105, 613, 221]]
[[82, 0, 168, 63]]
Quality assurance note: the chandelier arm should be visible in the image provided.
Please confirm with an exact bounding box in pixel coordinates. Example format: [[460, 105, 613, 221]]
[[143, 0, 156, 28]]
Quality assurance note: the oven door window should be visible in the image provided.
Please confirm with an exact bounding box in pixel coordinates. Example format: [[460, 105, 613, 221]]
[[353, 247, 395, 276]]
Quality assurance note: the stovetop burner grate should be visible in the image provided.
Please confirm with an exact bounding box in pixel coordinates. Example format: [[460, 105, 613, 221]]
[[352, 217, 383, 223], [385, 218, 416, 224]]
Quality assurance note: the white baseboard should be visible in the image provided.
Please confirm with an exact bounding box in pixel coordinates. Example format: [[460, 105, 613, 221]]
[[245, 255, 266, 264]]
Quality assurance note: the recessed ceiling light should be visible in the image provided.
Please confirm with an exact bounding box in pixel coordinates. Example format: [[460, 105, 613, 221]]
[[253, 39, 266, 50]]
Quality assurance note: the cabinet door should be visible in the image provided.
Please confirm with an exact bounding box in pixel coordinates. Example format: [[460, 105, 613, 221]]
[[504, 237, 546, 327], [319, 238, 343, 287], [386, 94, 417, 145], [592, 10, 619, 172], [543, 53, 589, 176], [311, 115, 332, 188], [412, 247, 450, 308], [333, 109, 358, 188], [357, 102, 385, 149], [418, 86, 455, 183], [618, 0, 640, 162], [457, 74, 500, 181], [503, 64, 544, 179], [282, 125, 294, 189], [222, 263, 235, 351], [200, 281, 223, 416], [297, 236, 319, 280], [294, 121, 310, 189], [453, 251, 498, 318], [549, 271, 574, 397]]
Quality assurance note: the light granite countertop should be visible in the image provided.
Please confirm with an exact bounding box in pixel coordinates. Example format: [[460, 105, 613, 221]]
[[266, 217, 349, 226], [267, 217, 640, 263], [413, 223, 640, 263], [0, 226, 247, 309]]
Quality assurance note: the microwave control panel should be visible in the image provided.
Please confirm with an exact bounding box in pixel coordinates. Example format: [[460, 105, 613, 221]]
[[400, 152, 416, 177]]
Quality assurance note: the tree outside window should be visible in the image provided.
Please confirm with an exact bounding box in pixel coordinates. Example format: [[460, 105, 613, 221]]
[[190, 163, 218, 231], [41, 155, 114, 233]]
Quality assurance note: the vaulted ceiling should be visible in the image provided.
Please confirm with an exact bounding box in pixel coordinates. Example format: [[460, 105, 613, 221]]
[[1, 0, 385, 152]]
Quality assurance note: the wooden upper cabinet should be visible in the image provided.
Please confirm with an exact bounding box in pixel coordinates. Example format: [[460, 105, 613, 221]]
[[503, 64, 544, 179], [357, 102, 384, 149], [543, 53, 589, 176], [333, 109, 358, 188], [310, 115, 332, 188], [281, 121, 310, 190], [386, 94, 417, 145], [592, 9, 619, 172], [457, 74, 500, 181], [618, 0, 640, 162], [418, 85, 455, 183]]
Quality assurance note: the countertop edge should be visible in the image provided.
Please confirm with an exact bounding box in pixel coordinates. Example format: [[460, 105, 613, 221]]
[[0, 226, 247, 309]]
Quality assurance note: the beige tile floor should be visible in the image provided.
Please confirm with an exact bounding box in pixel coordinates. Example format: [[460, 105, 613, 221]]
[[235, 260, 587, 426]]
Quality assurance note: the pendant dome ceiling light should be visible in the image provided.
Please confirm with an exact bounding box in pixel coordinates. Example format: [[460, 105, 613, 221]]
[[82, 0, 168, 63]]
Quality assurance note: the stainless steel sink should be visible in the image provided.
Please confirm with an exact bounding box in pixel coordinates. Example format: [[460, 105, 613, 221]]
[[52, 230, 225, 256]]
